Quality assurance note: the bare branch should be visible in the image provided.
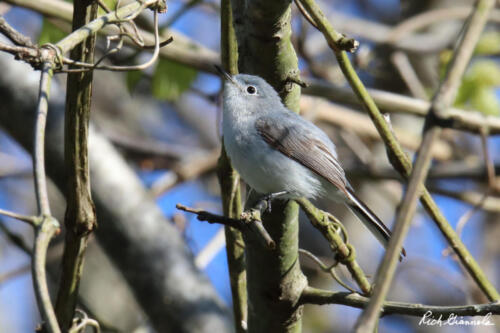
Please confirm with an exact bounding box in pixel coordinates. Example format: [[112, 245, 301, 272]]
[[54, 0, 99, 328], [390, 51, 427, 100], [0, 208, 39, 225], [304, 79, 500, 135], [299, 249, 357, 293], [34, 61, 54, 216], [176, 203, 276, 250], [300, 286, 500, 317], [0, 15, 33, 46]]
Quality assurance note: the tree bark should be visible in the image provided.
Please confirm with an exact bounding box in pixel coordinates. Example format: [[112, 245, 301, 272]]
[[231, 1, 307, 332]]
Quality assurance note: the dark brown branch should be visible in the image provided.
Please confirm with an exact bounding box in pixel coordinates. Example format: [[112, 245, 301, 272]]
[[176, 203, 245, 228], [54, 0, 99, 329], [176, 203, 276, 250]]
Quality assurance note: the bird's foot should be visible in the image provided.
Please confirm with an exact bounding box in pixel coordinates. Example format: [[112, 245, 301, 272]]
[[254, 191, 289, 214]]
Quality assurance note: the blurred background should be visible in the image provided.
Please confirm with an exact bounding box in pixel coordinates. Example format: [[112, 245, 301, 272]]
[[0, 0, 499, 332]]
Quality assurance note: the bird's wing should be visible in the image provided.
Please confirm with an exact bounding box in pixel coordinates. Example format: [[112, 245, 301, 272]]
[[256, 116, 406, 259], [255, 116, 348, 194]]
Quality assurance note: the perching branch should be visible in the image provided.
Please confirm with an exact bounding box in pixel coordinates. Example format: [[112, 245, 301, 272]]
[[299, 286, 500, 318], [176, 203, 275, 250]]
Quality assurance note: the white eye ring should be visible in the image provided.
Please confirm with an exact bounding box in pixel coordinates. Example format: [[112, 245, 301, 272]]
[[246, 86, 257, 94]]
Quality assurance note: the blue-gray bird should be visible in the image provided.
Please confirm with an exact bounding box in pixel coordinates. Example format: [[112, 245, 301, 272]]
[[217, 66, 405, 258]]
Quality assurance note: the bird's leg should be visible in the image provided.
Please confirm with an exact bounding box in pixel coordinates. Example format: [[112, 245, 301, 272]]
[[254, 191, 289, 213]]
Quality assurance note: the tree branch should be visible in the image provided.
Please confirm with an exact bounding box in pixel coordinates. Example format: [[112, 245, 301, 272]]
[[296, 198, 372, 295], [55, 0, 99, 329], [219, 1, 247, 331], [0, 15, 34, 46], [232, 1, 307, 331], [299, 286, 500, 318], [32, 216, 61, 333], [0, 208, 39, 225], [176, 204, 275, 250]]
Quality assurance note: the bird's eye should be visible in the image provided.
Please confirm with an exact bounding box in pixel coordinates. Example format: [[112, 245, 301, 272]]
[[246, 86, 257, 94]]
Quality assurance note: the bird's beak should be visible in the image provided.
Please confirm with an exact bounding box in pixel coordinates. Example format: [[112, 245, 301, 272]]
[[214, 65, 237, 85]]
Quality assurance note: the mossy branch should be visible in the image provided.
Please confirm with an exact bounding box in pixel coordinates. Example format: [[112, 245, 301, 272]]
[[296, 198, 372, 295]]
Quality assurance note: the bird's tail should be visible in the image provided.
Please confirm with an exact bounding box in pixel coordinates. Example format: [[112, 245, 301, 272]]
[[344, 188, 406, 261]]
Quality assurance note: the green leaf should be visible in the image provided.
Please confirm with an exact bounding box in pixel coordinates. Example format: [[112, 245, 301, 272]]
[[151, 59, 198, 101], [475, 32, 500, 55], [38, 19, 66, 45], [455, 60, 500, 115], [466, 60, 500, 87], [470, 87, 500, 116], [126, 70, 143, 94]]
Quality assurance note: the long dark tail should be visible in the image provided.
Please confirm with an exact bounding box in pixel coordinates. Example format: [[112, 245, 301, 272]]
[[344, 188, 406, 261]]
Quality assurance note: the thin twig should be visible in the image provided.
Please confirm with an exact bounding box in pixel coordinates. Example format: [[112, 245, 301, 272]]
[[176, 203, 275, 250], [58, 8, 166, 72], [454, 128, 494, 242], [299, 249, 357, 293], [0, 264, 31, 284], [390, 51, 428, 100], [299, 286, 500, 317], [304, 78, 500, 134], [69, 309, 101, 333], [54, 0, 158, 54], [176, 203, 244, 228], [0, 208, 39, 225], [0, 15, 33, 46]]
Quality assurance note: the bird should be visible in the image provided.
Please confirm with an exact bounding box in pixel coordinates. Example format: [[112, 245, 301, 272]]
[[216, 66, 405, 259]]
